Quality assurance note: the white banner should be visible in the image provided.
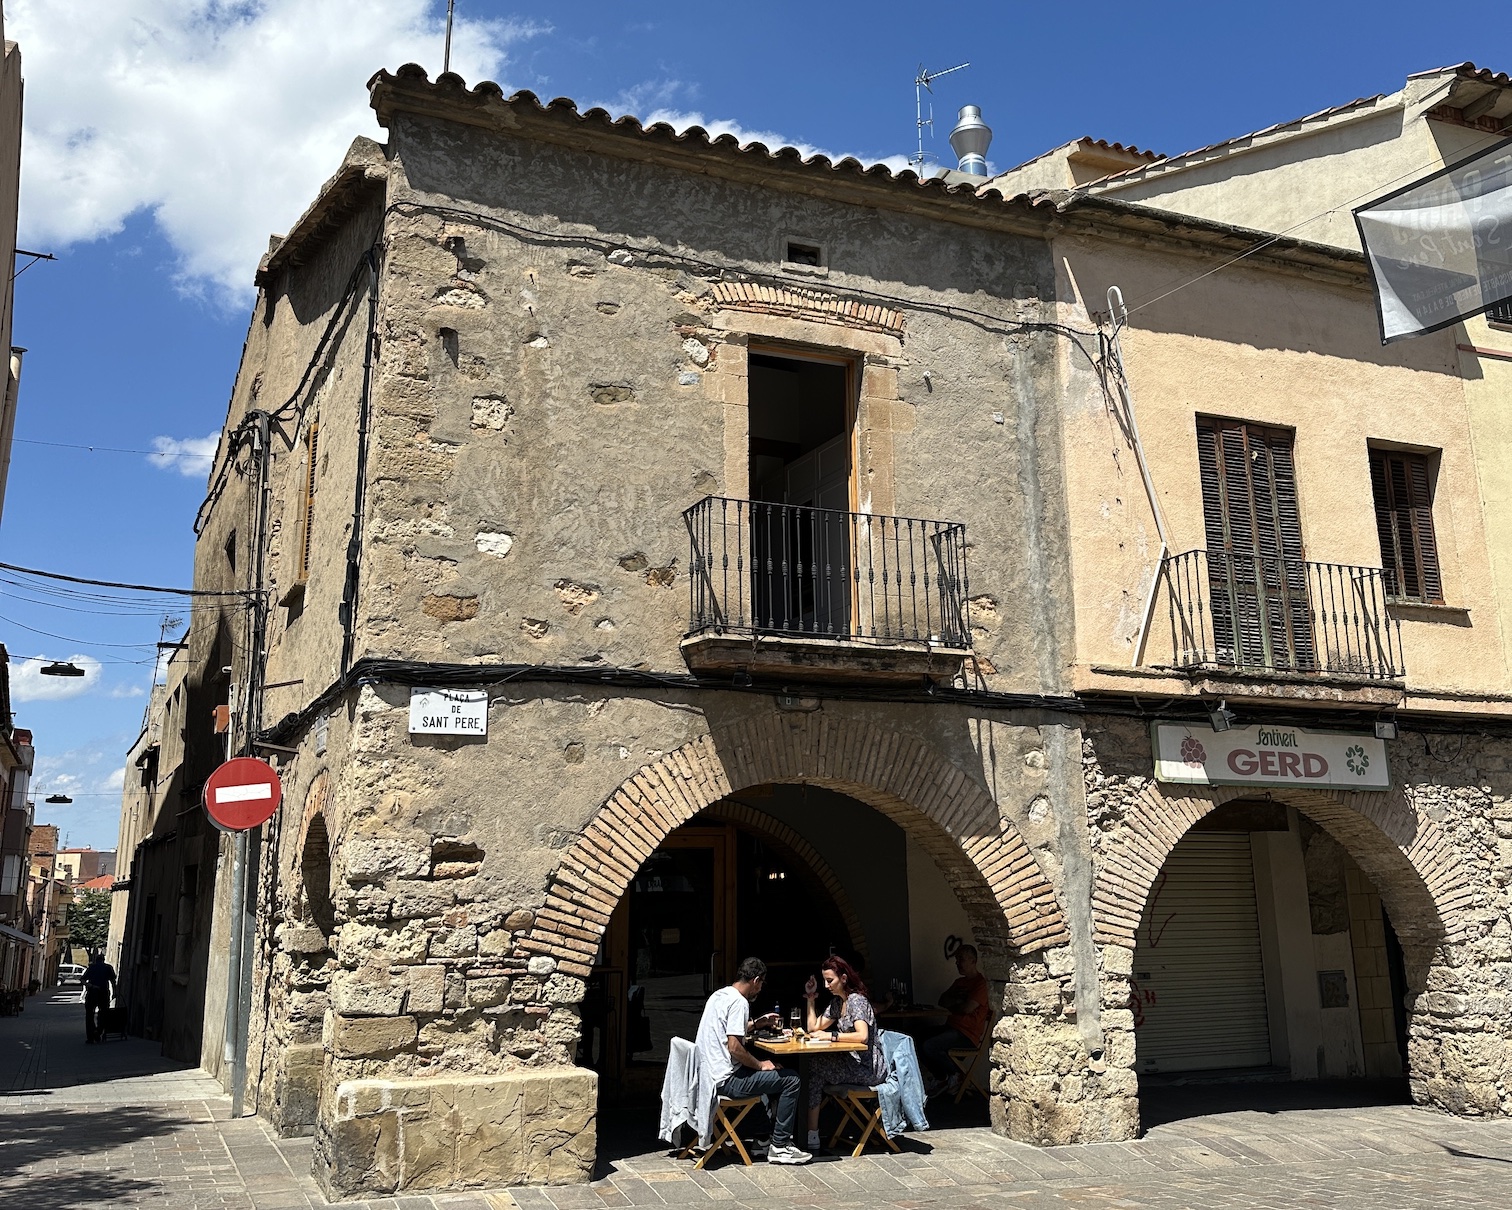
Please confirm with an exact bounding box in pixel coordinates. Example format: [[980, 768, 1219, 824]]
[[408, 688, 489, 736], [1355, 136, 1512, 343], [1152, 723, 1389, 791]]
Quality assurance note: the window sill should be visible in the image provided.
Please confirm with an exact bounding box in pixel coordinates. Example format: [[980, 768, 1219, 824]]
[[780, 261, 829, 279], [1387, 599, 1470, 621]]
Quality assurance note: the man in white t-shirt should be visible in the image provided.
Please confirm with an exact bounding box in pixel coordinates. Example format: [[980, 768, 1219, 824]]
[[694, 956, 810, 1164]]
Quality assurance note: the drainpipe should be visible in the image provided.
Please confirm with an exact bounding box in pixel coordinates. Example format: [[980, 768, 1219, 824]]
[[1103, 288, 1170, 668]]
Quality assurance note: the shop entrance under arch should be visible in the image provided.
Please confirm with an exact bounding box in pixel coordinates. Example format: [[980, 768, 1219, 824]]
[[1131, 798, 1412, 1122], [583, 784, 984, 1100]]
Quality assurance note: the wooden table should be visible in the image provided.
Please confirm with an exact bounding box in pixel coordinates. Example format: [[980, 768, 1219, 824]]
[[753, 1035, 866, 1058]]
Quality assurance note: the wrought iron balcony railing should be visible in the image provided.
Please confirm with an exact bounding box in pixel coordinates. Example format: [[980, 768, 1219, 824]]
[[685, 496, 970, 648], [1158, 549, 1404, 680]]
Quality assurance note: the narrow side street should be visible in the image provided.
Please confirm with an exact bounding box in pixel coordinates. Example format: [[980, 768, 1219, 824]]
[[4, 989, 1512, 1208]]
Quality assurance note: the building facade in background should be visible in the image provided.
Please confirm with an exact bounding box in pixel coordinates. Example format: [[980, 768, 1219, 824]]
[[0, 2, 23, 527], [107, 639, 222, 1057], [55, 847, 116, 885], [0, 641, 33, 1000], [112, 59, 1512, 1200]]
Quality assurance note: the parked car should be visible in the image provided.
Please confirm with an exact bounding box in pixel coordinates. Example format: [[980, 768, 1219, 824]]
[[56, 963, 85, 985]]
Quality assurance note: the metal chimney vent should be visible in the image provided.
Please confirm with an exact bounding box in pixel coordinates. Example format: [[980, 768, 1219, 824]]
[[949, 105, 992, 176]]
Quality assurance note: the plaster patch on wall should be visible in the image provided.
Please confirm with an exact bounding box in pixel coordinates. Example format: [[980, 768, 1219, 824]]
[[520, 618, 550, 639], [422, 594, 480, 622], [591, 383, 636, 406], [470, 395, 514, 431], [553, 580, 600, 615], [681, 337, 710, 366], [432, 283, 489, 309], [475, 531, 514, 558]]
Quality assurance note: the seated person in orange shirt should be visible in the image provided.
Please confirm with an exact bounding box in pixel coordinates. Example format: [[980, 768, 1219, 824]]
[[919, 944, 988, 1094]]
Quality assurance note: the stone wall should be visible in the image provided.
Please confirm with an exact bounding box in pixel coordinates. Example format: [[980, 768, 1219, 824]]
[[1080, 712, 1512, 1124]]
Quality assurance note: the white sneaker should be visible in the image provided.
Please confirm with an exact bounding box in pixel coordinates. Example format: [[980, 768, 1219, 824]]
[[766, 1143, 812, 1165]]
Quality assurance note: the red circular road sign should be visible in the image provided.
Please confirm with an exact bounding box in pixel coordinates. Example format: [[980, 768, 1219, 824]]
[[203, 757, 283, 831]]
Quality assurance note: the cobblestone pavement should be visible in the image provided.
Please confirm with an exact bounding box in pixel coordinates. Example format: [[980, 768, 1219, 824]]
[[4, 989, 1512, 1208]]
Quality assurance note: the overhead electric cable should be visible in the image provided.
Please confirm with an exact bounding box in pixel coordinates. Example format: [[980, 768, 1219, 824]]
[[0, 560, 255, 598], [11, 438, 216, 460]]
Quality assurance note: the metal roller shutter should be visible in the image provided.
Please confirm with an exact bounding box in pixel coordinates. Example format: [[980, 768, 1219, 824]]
[[1133, 833, 1272, 1074]]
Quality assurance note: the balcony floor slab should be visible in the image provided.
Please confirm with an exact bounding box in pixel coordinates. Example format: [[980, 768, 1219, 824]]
[[681, 632, 969, 685]]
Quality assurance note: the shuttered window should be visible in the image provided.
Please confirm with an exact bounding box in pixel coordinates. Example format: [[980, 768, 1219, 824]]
[[1369, 448, 1443, 604], [296, 422, 319, 585], [1196, 419, 1314, 671]]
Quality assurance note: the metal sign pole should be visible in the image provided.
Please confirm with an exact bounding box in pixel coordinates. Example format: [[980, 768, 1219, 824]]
[[223, 827, 248, 1115]]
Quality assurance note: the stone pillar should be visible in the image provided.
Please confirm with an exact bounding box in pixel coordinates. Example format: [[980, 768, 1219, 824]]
[[991, 949, 1138, 1145], [1409, 940, 1512, 1117]]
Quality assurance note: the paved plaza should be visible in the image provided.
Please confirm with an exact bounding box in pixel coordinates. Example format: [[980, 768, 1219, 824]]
[[3, 989, 1512, 1208]]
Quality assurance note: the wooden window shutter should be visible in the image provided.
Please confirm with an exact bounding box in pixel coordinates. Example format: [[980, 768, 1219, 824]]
[[298, 422, 319, 584], [1369, 448, 1443, 604], [1196, 418, 1312, 670]]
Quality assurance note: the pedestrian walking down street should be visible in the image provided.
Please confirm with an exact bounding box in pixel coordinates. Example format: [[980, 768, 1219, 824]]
[[81, 951, 116, 1044]]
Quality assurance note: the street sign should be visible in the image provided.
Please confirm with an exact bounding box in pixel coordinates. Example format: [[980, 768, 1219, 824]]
[[203, 757, 283, 830], [408, 687, 489, 736], [1151, 723, 1390, 791]]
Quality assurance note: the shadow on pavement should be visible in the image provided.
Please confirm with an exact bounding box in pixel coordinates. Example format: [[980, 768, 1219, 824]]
[[594, 1086, 983, 1177], [0, 1105, 185, 1202], [1140, 1076, 1411, 1130], [0, 990, 196, 1093]]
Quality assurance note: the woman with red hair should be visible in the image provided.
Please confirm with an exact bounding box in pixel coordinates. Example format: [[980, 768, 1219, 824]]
[[799, 955, 887, 1152]]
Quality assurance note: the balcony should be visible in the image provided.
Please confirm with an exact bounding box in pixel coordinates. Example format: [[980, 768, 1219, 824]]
[[1155, 549, 1404, 692], [683, 496, 971, 683]]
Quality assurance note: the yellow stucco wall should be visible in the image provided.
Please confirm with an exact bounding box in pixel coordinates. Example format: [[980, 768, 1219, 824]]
[[1054, 232, 1508, 703]]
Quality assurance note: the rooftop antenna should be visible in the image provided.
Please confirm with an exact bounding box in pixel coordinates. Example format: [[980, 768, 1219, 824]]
[[911, 62, 970, 173], [443, 0, 456, 74]]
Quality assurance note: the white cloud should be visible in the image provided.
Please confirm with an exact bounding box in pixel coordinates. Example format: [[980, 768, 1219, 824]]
[[10, 1, 547, 299], [108, 683, 147, 699], [100, 766, 127, 792], [11, 654, 103, 702], [148, 431, 219, 477]]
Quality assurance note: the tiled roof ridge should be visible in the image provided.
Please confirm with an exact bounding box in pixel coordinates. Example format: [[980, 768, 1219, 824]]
[[1075, 137, 1163, 159], [1087, 92, 1391, 190], [368, 63, 990, 200], [1409, 61, 1512, 87]]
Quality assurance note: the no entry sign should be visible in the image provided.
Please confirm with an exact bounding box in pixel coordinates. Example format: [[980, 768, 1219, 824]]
[[203, 757, 283, 831]]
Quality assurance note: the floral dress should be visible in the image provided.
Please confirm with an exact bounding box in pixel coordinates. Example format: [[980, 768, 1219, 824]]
[[806, 992, 887, 1105]]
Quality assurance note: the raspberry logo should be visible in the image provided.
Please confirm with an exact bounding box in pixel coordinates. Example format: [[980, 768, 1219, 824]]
[[1179, 736, 1207, 767]]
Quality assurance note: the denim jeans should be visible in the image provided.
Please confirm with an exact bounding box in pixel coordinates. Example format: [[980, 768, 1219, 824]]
[[920, 1026, 973, 1077], [718, 1065, 801, 1147]]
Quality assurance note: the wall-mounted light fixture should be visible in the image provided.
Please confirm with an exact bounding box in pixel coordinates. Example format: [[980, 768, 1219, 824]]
[[1374, 715, 1398, 740], [1207, 700, 1236, 733]]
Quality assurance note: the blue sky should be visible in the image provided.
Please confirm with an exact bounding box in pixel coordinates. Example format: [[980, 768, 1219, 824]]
[[3, 0, 1507, 849]]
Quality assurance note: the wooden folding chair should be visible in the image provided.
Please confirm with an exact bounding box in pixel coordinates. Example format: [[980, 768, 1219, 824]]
[[947, 1027, 991, 1103], [678, 1095, 764, 1169], [824, 1086, 900, 1158]]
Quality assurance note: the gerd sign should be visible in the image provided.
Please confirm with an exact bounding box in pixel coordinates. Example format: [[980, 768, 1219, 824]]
[[1152, 723, 1390, 791]]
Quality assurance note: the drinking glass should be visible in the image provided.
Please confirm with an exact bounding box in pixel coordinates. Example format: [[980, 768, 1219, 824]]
[[789, 1007, 801, 1037]]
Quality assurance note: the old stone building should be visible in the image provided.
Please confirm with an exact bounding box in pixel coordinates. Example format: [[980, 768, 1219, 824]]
[[172, 63, 1512, 1199]]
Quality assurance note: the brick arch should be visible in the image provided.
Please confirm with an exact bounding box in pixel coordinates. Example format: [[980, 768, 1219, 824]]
[[706, 798, 870, 965], [524, 713, 1068, 977], [1091, 781, 1472, 955]]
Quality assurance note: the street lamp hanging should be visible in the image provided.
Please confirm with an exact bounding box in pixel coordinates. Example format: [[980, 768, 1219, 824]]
[[39, 661, 85, 677]]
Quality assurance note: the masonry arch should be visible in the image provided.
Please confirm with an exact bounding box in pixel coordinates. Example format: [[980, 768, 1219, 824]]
[[1092, 780, 1479, 1118], [523, 712, 1069, 979]]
